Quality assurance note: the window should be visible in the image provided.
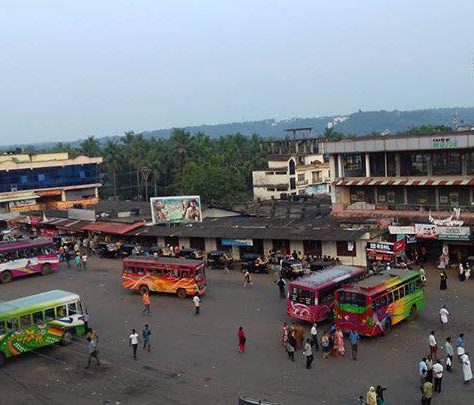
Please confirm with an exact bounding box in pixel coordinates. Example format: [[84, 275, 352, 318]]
[[342, 154, 366, 177], [387, 294, 393, 304], [404, 285, 409, 296], [289, 177, 296, 190], [432, 151, 461, 176], [319, 289, 334, 305], [339, 292, 366, 307], [79, 170, 85, 178], [56, 306, 67, 318], [393, 289, 400, 301], [407, 282, 415, 294], [68, 303, 77, 316], [399, 287, 405, 298], [290, 288, 314, 305], [336, 241, 356, 257], [37, 173, 46, 182], [20, 175, 28, 184], [7, 319, 19, 331], [303, 240, 322, 256], [44, 308, 55, 321], [400, 152, 430, 176], [33, 311, 44, 323], [20, 314, 32, 328], [181, 270, 189, 278], [387, 192, 395, 204], [297, 173, 305, 182]]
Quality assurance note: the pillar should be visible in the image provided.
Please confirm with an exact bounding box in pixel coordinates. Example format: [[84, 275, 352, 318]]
[[365, 153, 371, 177], [395, 153, 401, 177], [337, 155, 343, 178]]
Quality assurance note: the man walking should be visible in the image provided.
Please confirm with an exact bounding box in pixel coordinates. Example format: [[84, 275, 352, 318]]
[[276, 276, 286, 299], [303, 338, 314, 369], [429, 331, 437, 359], [310, 323, 319, 351], [81, 252, 88, 270], [432, 359, 443, 393], [142, 290, 151, 315], [439, 305, 449, 328], [85, 334, 100, 368], [74, 253, 82, 271], [193, 293, 201, 314], [129, 329, 140, 360], [421, 378, 433, 405], [349, 329, 360, 360], [445, 337, 454, 371], [142, 324, 151, 352]]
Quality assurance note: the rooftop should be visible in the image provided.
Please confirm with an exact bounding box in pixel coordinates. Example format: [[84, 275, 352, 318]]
[[290, 265, 365, 288]]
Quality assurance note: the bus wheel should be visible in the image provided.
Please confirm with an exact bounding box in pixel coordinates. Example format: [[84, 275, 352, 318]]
[[61, 331, 73, 346], [138, 285, 149, 296], [41, 263, 53, 275], [177, 288, 187, 300], [0, 352, 5, 367], [0, 271, 12, 284], [408, 305, 417, 320]]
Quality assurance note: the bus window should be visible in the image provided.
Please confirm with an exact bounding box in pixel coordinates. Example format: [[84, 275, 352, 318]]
[[291, 288, 314, 305], [416, 279, 422, 289], [393, 290, 400, 301], [68, 303, 77, 316], [44, 308, 55, 321], [57, 306, 67, 318], [387, 293, 393, 304], [319, 290, 334, 305], [379, 295, 387, 307], [0, 321, 5, 335], [407, 282, 415, 294], [399, 287, 405, 298], [33, 311, 44, 323], [20, 314, 32, 328], [172, 269, 179, 277], [76, 301, 84, 315], [137, 267, 145, 275], [404, 285, 409, 296], [181, 270, 189, 278], [7, 319, 19, 331]]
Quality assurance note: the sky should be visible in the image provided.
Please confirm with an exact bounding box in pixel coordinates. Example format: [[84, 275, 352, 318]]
[[1, 0, 473, 145]]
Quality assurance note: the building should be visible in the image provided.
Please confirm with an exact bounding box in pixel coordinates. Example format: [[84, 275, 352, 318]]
[[252, 153, 330, 200], [320, 131, 474, 213], [0, 152, 103, 213]]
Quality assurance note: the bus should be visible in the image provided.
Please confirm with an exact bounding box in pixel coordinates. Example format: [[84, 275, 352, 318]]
[[287, 265, 366, 323], [0, 238, 59, 284], [122, 256, 207, 299], [334, 268, 425, 336], [0, 290, 86, 366]]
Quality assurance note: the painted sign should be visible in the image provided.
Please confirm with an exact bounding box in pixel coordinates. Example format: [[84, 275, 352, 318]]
[[150, 196, 202, 224], [367, 239, 405, 255], [432, 137, 459, 149], [221, 239, 254, 247], [414, 224, 439, 239], [415, 224, 471, 241], [389, 226, 416, 235]]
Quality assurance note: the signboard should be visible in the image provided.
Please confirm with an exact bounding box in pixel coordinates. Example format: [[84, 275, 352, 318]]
[[414, 224, 439, 239], [221, 239, 253, 247], [432, 137, 459, 149], [68, 208, 96, 222], [389, 226, 416, 235], [437, 226, 471, 241], [406, 235, 417, 244], [150, 196, 202, 224], [9, 199, 36, 208], [367, 239, 405, 255]]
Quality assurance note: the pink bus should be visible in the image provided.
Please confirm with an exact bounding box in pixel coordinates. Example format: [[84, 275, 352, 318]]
[[0, 238, 59, 284], [287, 265, 366, 323]]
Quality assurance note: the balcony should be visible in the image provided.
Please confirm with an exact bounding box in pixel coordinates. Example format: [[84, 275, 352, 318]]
[[252, 171, 289, 187]]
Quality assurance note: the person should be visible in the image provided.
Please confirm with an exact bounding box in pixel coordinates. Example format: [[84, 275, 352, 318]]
[[457, 333, 466, 360], [129, 329, 140, 360], [74, 253, 82, 271], [286, 331, 296, 361], [81, 253, 88, 270], [243, 270, 252, 287], [335, 329, 345, 357], [85, 334, 100, 369], [142, 290, 151, 315], [375, 385, 386, 405], [439, 270, 447, 290], [459, 262, 465, 281], [429, 331, 437, 358], [281, 322, 289, 348], [419, 266, 427, 286], [80, 312, 90, 332], [222, 262, 230, 274], [445, 337, 454, 372], [303, 338, 314, 369], [349, 330, 360, 361], [421, 378, 433, 405], [321, 331, 330, 359], [192, 293, 201, 315], [357, 396, 365, 405], [276, 276, 286, 299], [142, 324, 151, 352], [420, 369, 428, 393], [461, 353, 473, 384], [432, 359, 443, 393], [465, 264, 471, 281], [366, 386, 377, 405], [419, 357, 428, 376], [310, 323, 319, 351], [238, 326, 246, 353], [439, 305, 449, 328], [64, 248, 71, 269], [426, 355, 434, 383], [292, 250, 298, 260]]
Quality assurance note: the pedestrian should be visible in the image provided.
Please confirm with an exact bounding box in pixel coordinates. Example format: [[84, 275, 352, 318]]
[[366, 386, 377, 405], [419, 357, 428, 376], [432, 359, 443, 393], [357, 395, 365, 405], [465, 265, 471, 281], [375, 385, 386, 405], [80, 312, 90, 332], [428, 331, 437, 358], [238, 326, 246, 353], [65, 249, 71, 269], [456, 333, 466, 360], [81, 252, 88, 270], [142, 324, 151, 352], [129, 329, 140, 360], [439, 270, 447, 290], [74, 253, 81, 271], [222, 263, 230, 274], [461, 353, 473, 384], [192, 293, 200, 315], [142, 290, 151, 315], [85, 335, 100, 369], [439, 305, 449, 328], [292, 250, 298, 260], [281, 322, 289, 348], [310, 322, 319, 351], [276, 276, 286, 299], [335, 328, 345, 356], [420, 266, 427, 286], [243, 270, 252, 287], [420, 369, 428, 393], [459, 262, 465, 281], [303, 338, 314, 369], [421, 378, 433, 405], [286, 332, 296, 361], [321, 331, 330, 359], [59, 245, 65, 262], [349, 330, 360, 361], [426, 355, 433, 383], [445, 337, 454, 372]]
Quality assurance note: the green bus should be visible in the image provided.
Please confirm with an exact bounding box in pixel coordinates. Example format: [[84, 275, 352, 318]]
[[0, 290, 86, 365]]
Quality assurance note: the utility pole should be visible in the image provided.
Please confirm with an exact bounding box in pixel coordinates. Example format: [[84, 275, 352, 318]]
[[140, 167, 152, 202]]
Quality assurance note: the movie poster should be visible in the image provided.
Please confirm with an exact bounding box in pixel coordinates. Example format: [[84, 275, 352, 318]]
[[150, 196, 202, 223]]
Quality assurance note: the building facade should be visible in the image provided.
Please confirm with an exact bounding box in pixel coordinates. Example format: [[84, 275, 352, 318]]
[[320, 132, 474, 212], [0, 152, 103, 213]]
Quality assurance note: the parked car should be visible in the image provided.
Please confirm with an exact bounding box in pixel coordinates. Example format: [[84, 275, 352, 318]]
[[178, 247, 204, 260], [240, 253, 269, 273], [309, 260, 332, 272], [281, 258, 304, 279], [207, 250, 234, 267]]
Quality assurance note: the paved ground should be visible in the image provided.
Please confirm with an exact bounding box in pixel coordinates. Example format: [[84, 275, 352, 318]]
[[1, 258, 473, 404]]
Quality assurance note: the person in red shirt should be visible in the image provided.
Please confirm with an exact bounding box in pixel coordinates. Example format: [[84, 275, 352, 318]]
[[142, 290, 151, 315], [238, 327, 246, 353]]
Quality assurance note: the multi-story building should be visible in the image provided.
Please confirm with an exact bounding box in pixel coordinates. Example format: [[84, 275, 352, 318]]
[[320, 131, 474, 212], [252, 153, 330, 200], [0, 152, 103, 213]]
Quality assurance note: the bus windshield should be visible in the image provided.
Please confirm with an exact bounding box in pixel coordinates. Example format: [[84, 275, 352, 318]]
[[290, 287, 314, 306], [338, 291, 367, 310]]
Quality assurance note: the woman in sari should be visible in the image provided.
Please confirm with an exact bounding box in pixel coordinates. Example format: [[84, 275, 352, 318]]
[[281, 322, 289, 348], [238, 326, 246, 353], [335, 329, 345, 356]]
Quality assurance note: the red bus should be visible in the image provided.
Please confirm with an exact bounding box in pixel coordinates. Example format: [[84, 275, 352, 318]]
[[286, 265, 366, 323], [122, 256, 206, 298], [0, 238, 58, 284]]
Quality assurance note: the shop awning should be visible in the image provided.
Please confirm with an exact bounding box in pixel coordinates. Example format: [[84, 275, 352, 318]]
[[56, 219, 91, 231], [0, 192, 39, 203], [81, 221, 144, 235]]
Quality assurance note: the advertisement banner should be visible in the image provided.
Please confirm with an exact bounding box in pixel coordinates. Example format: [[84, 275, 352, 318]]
[[389, 226, 416, 235], [367, 240, 406, 255], [221, 239, 254, 247], [150, 196, 202, 224], [414, 224, 439, 239], [437, 227, 471, 241]]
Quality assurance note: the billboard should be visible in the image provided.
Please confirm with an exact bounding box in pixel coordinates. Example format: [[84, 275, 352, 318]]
[[150, 196, 202, 224]]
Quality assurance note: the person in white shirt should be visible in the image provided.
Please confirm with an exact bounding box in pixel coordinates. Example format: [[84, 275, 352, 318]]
[[192, 293, 201, 315], [439, 305, 450, 327], [129, 329, 140, 360], [303, 338, 314, 369], [445, 337, 454, 372], [432, 360, 443, 393], [310, 323, 319, 351], [429, 331, 437, 358]]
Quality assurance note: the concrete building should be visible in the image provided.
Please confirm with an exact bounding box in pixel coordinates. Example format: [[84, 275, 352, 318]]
[[252, 153, 330, 200], [0, 152, 103, 213], [320, 131, 474, 213]]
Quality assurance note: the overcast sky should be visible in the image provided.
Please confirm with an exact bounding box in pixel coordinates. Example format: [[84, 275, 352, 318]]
[[1, 0, 473, 145]]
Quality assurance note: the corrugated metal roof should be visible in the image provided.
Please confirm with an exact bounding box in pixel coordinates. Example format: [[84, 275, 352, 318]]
[[81, 221, 143, 235]]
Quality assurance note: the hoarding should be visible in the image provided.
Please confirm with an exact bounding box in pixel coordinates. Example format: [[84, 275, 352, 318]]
[[367, 239, 405, 255], [388, 226, 416, 235], [221, 239, 253, 247], [414, 224, 471, 241], [150, 196, 202, 224]]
